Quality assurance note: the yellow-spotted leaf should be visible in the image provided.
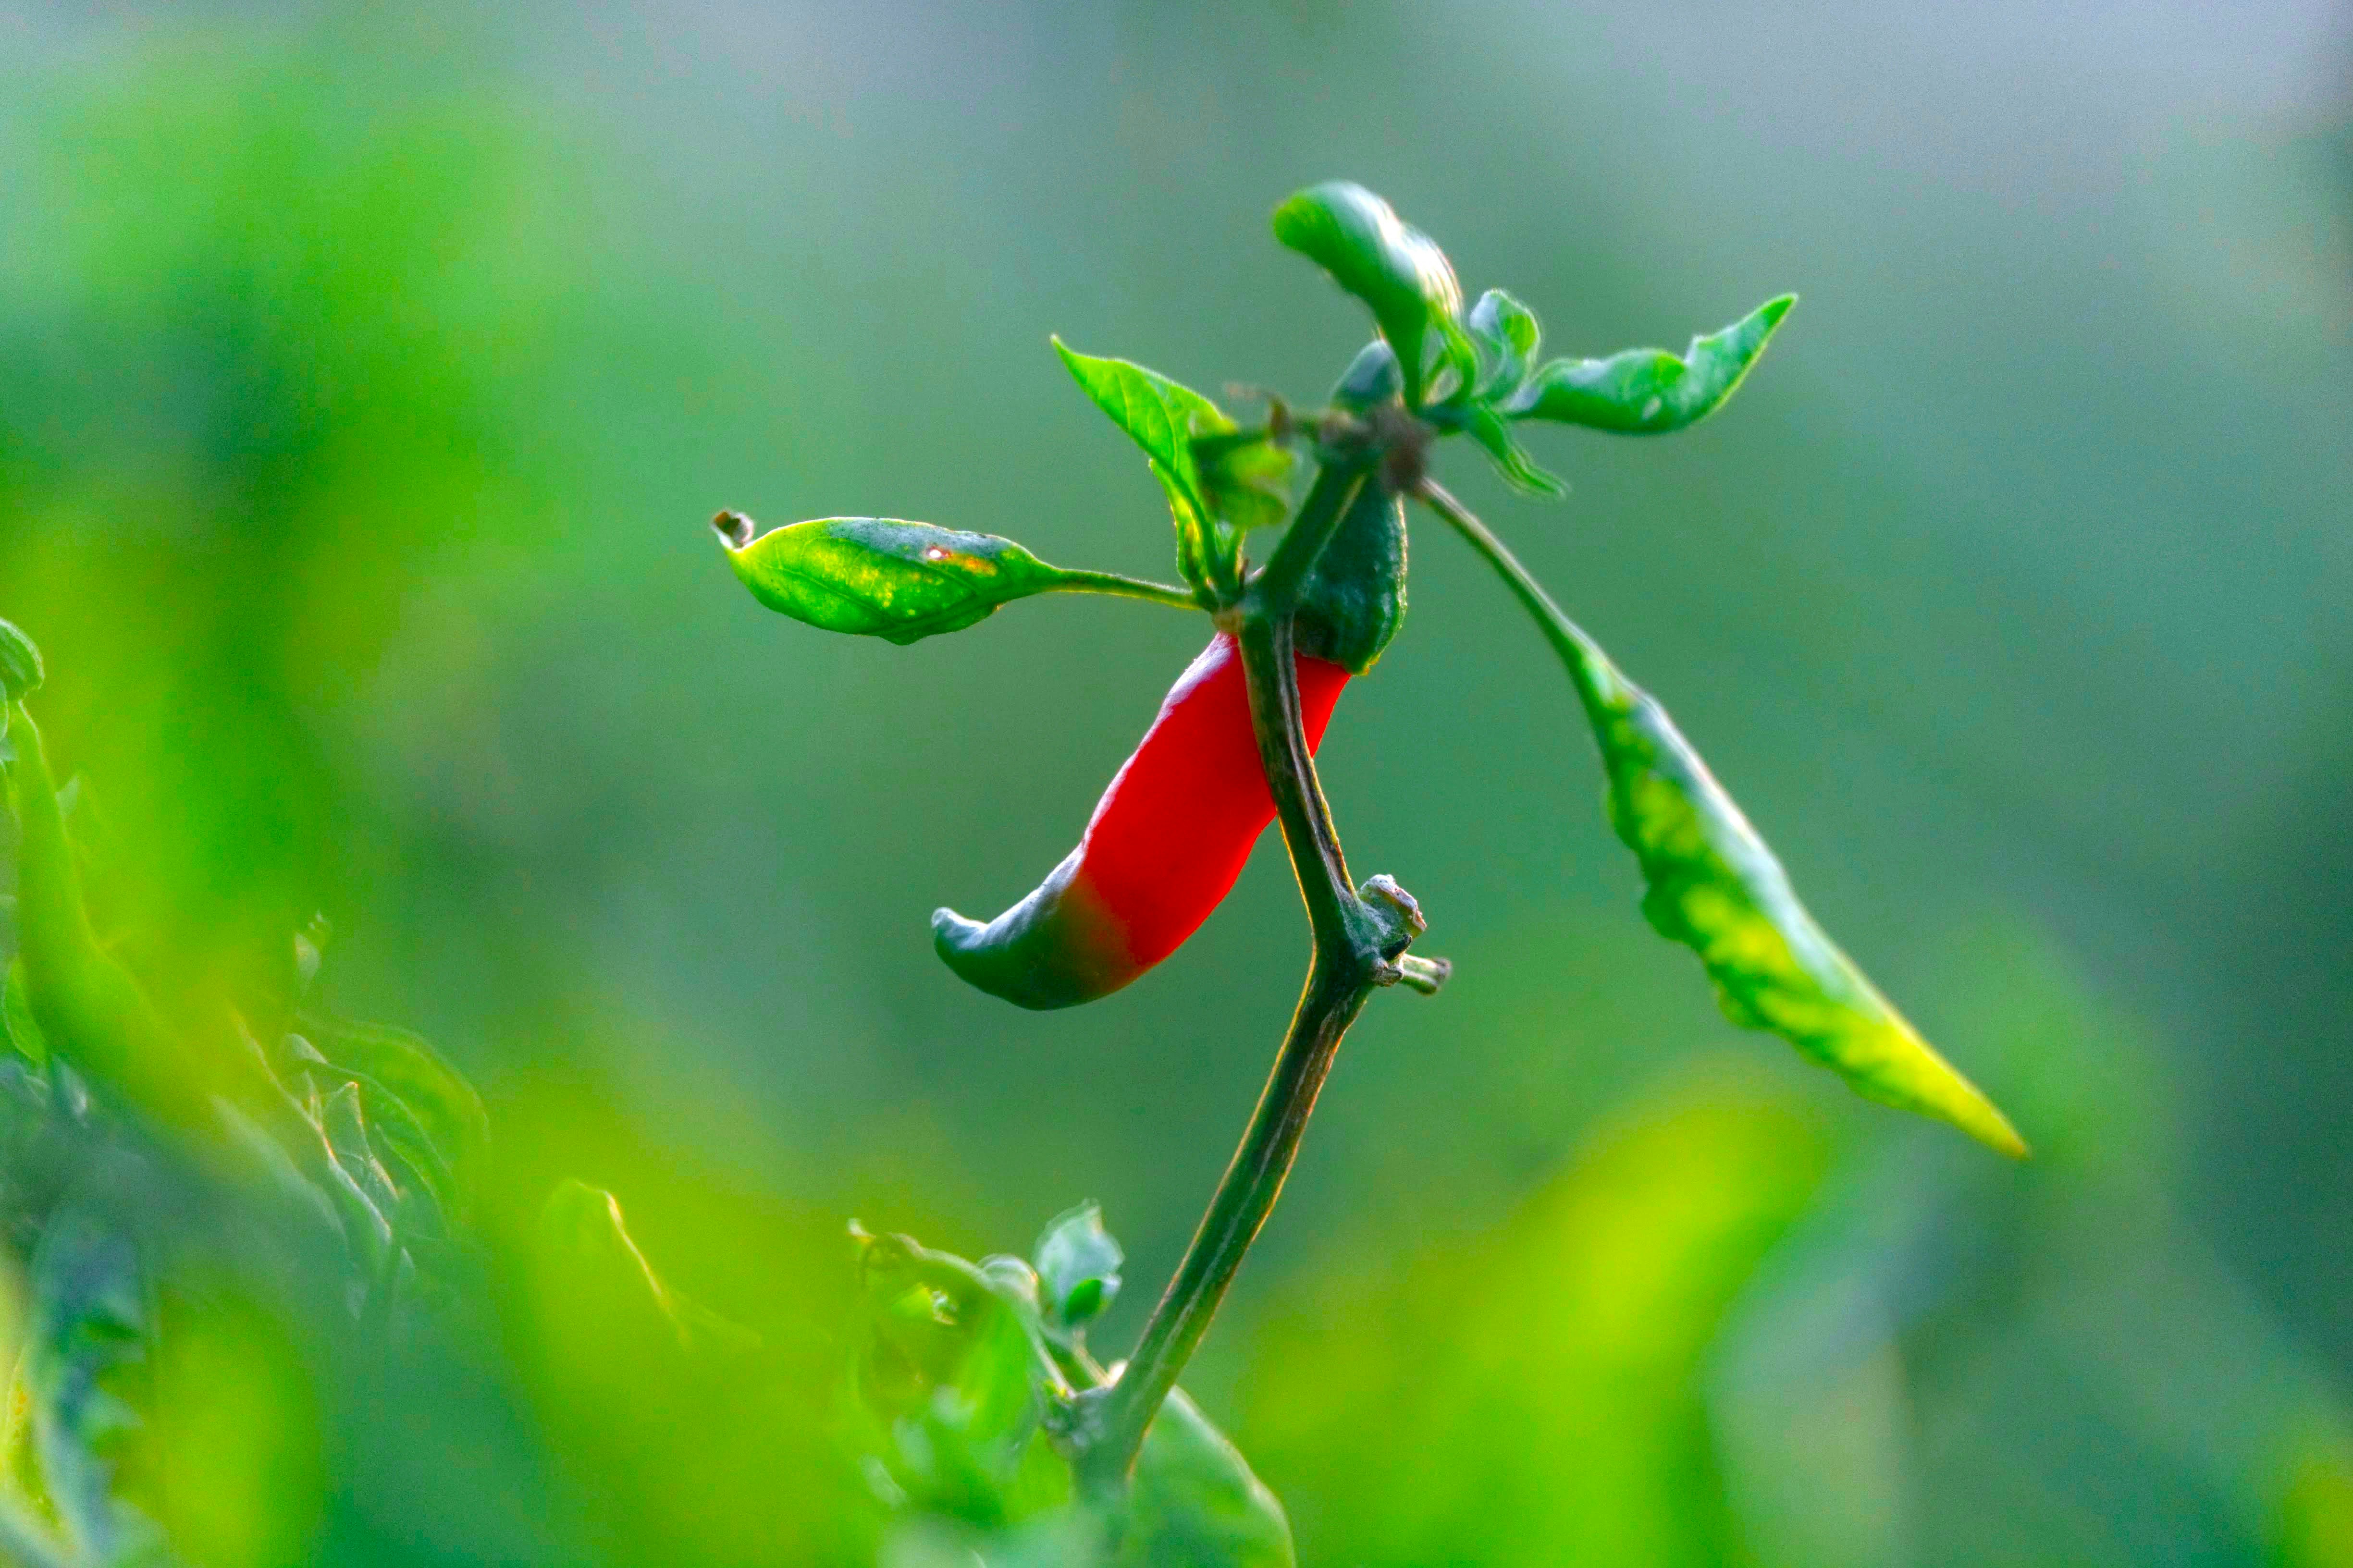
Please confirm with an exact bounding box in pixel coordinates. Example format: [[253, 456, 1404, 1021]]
[[715, 513, 1192, 645], [1426, 489, 2025, 1156]]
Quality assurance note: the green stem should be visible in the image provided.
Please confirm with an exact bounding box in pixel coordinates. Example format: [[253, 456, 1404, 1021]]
[[1045, 571, 1205, 613], [1412, 480, 1614, 717], [1079, 459, 1398, 1492]]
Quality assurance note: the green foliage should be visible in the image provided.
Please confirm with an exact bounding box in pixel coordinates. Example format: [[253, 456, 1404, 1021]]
[[845, 1215, 1293, 1567], [1033, 1203, 1121, 1330], [0, 620, 43, 705], [1271, 182, 1475, 408], [1499, 295, 1796, 434], [21, 1206, 165, 1566], [0, 125, 2075, 1567], [718, 513, 1192, 644], [1423, 493, 2026, 1156], [1049, 339, 1297, 594], [1243, 1069, 1830, 1567]]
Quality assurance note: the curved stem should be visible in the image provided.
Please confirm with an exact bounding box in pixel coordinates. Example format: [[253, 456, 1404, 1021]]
[[1413, 479, 1610, 710], [1080, 460, 1394, 1492]]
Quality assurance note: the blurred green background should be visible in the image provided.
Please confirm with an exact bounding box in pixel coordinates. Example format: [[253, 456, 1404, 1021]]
[[1, 0, 2349, 1562]]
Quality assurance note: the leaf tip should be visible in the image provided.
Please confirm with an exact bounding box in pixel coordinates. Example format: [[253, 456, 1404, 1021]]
[[1916, 1048, 2029, 1159]]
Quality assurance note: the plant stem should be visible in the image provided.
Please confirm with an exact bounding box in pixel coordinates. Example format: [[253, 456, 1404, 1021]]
[[1047, 571, 1206, 613], [1080, 459, 1397, 1491], [1412, 479, 1613, 713]]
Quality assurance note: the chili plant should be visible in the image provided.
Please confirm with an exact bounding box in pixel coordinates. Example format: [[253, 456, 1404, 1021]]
[[717, 180, 2025, 1546]]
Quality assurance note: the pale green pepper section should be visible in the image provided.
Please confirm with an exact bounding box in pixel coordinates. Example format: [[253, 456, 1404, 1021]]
[[716, 514, 1194, 645], [1426, 492, 2026, 1158]]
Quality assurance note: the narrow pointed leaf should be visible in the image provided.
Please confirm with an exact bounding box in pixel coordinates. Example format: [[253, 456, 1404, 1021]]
[[1271, 182, 1474, 407], [1505, 294, 1795, 434], [1052, 339, 1241, 585], [716, 513, 1191, 645], [1426, 490, 2025, 1156], [1460, 404, 1565, 497]]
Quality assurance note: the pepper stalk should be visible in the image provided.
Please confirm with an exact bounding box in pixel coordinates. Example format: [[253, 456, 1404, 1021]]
[[1076, 440, 1448, 1494]]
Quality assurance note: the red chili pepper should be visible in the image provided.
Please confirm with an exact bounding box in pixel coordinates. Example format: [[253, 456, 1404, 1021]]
[[933, 632, 1348, 1009]]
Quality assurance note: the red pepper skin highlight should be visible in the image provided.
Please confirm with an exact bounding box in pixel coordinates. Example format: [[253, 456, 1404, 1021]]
[[933, 633, 1348, 1009]]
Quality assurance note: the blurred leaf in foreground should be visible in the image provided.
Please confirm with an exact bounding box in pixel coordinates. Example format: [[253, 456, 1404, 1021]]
[[1243, 1065, 1829, 1567]]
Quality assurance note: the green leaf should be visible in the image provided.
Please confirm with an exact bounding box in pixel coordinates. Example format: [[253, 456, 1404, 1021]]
[[1329, 340, 1402, 411], [1120, 1388, 1295, 1568], [1466, 287, 1541, 399], [1051, 340, 1242, 590], [1195, 436, 1298, 536], [1503, 295, 1795, 434], [1459, 404, 1565, 497], [0, 618, 43, 703], [1032, 1202, 1122, 1328], [1271, 182, 1473, 408], [304, 1016, 489, 1201], [850, 1226, 1061, 1525], [1052, 340, 1233, 507], [539, 1180, 761, 1357], [718, 513, 1192, 645], [1424, 490, 2025, 1157], [4, 958, 49, 1066]]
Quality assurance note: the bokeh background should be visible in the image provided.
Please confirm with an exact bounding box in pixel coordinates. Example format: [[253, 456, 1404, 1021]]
[[1, 0, 2349, 1562]]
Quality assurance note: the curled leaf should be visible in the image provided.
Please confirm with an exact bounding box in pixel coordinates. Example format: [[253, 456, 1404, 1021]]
[[1272, 182, 1474, 407], [1425, 488, 2024, 1157], [716, 514, 1191, 644], [1466, 287, 1541, 399], [1330, 339, 1403, 411], [1294, 480, 1409, 674], [1032, 1202, 1122, 1329], [1504, 294, 1795, 434]]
